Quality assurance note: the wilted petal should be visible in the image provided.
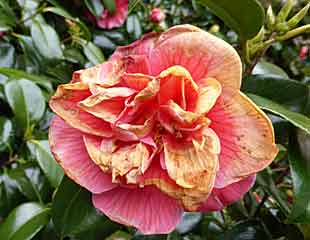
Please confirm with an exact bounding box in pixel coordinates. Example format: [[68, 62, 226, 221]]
[[199, 175, 256, 212], [122, 73, 153, 90], [49, 83, 113, 137], [149, 27, 242, 89], [92, 186, 183, 234], [84, 135, 151, 184], [208, 90, 278, 188], [49, 116, 116, 193], [161, 128, 220, 209], [78, 87, 136, 123]]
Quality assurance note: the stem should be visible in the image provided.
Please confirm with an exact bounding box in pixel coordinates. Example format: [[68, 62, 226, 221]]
[[253, 192, 268, 217]]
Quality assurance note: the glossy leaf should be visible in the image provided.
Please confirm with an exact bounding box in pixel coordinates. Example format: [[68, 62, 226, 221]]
[[81, 41, 105, 65], [102, 0, 116, 14], [0, 42, 15, 68], [248, 94, 310, 135], [126, 14, 142, 39], [85, 0, 104, 18], [288, 130, 310, 223], [0, 202, 50, 240], [0, 117, 12, 151], [0, 67, 53, 93], [176, 213, 202, 234], [4, 79, 46, 130], [242, 75, 310, 112], [198, 0, 264, 40], [52, 177, 104, 238], [31, 21, 63, 59], [252, 60, 289, 78], [27, 140, 63, 188]]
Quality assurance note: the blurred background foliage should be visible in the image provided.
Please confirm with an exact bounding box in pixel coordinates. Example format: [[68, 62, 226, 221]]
[[0, 0, 309, 239]]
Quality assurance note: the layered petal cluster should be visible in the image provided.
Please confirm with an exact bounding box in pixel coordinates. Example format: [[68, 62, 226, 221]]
[[97, 0, 128, 29], [49, 25, 278, 234]]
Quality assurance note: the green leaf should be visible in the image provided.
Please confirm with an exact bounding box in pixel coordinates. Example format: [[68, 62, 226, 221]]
[[252, 60, 289, 78], [0, 42, 15, 68], [198, 0, 264, 40], [242, 75, 310, 113], [43, 6, 75, 20], [126, 14, 142, 40], [106, 231, 132, 240], [288, 130, 310, 223], [102, 0, 116, 14], [0, 174, 25, 218], [0, 117, 12, 151], [8, 164, 50, 202], [176, 213, 202, 234], [81, 40, 105, 65], [84, 0, 104, 18], [220, 220, 272, 239], [27, 140, 64, 188], [248, 94, 310, 135], [0, 67, 53, 93], [94, 32, 116, 50], [0, 202, 50, 240], [31, 21, 63, 60], [52, 177, 105, 238], [4, 79, 46, 130]]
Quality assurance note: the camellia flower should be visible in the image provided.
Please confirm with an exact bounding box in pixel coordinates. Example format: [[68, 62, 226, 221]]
[[150, 8, 166, 23], [97, 0, 128, 29], [49, 25, 278, 234]]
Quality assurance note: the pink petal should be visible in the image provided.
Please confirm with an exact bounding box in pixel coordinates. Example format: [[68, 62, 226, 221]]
[[97, 0, 128, 29], [92, 186, 183, 234], [199, 175, 256, 212], [148, 25, 242, 89], [49, 116, 116, 193], [207, 90, 278, 188]]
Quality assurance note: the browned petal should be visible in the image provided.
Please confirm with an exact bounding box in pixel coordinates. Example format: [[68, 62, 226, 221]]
[[122, 73, 153, 91], [159, 128, 220, 209], [83, 135, 151, 184], [116, 118, 155, 138], [78, 87, 136, 123], [49, 82, 113, 137]]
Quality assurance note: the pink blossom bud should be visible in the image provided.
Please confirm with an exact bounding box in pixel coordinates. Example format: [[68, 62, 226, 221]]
[[299, 46, 308, 60], [150, 8, 165, 23]]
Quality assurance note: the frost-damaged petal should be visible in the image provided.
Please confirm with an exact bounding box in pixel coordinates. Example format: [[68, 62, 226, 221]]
[[149, 29, 242, 89], [49, 116, 116, 193], [92, 186, 183, 234], [195, 78, 222, 115], [84, 135, 151, 184], [207, 90, 278, 188], [161, 128, 220, 209], [199, 175, 255, 212], [49, 83, 113, 137], [97, 0, 128, 29], [122, 73, 153, 91], [72, 64, 101, 84], [78, 87, 136, 123]]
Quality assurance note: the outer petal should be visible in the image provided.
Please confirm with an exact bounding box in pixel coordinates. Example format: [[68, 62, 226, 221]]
[[49, 116, 116, 193], [92, 186, 183, 234], [208, 90, 278, 188], [97, 0, 128, 29], [199, 175, 256, 212], [49, 83, 113, 137], [149, 26, 242, 89]]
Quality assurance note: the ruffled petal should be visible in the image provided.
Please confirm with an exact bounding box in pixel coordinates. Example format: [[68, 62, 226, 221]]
[[199, 175, 256, 212], [92, 186, 183, 234], [49, 116, 116, 193], [208, 90, 278, 188], [49, 83, 113, 137], [149, 25, 242, 89]]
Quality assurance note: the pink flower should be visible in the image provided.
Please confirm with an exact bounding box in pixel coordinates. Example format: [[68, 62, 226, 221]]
[[150, 8, 166, 23], [0, 32, 5, 39], [299, 46, 308, 60], [49, 25, 278, 234], [97, 0, 128, 29]]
